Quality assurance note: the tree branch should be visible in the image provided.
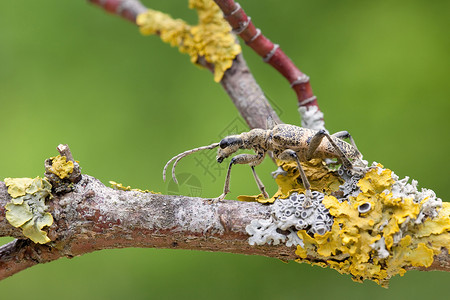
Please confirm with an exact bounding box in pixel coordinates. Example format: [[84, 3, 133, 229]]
[[88, 0, 147, 22], [0, 239, 62, 280], [0, 167, 449, 281], [0, 174, 295, 280], [214, 0, 319, 111]]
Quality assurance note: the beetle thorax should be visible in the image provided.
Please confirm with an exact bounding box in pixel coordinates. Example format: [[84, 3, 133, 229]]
[[240, 129, 270, 150]]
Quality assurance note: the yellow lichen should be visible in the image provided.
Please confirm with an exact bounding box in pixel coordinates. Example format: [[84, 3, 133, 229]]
[[290, 165, 448, 287], [241, 159, 447, 286], [412, 201, 450, 237], [234, 149, 446, 285], [4, 177, 53, 244], [49, 155, 74, 179], [294, 243, 308, 259], [238, 159, 342, 204], [109, 181, 160, 194], [4, 177, 34, 198], [357, 164, 394, 193], [137, 0, 241, 82], [21, 212, 54, 244], [406, 242, 434, 267]]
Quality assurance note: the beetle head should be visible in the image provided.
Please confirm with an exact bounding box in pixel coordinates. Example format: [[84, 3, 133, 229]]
[[216, 135, 243, 163]]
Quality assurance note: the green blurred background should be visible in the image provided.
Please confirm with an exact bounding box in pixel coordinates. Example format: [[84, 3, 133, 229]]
[[0, 0, 449, 298]]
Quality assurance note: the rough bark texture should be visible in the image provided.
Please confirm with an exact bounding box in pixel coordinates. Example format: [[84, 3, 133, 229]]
[[0, 174, 449, 280], [220, 53, 282, 128], [0, 175, 296, 280]]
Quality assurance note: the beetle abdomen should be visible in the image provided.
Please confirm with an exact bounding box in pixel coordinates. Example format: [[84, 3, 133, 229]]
[[271, 124, 360, 161], [271, 124, 314, 148]]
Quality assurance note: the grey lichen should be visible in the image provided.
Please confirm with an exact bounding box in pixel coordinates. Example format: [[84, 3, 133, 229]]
[[337, 165, 363, 200], [388, 173, 442, 224], [247, 218, 286, 246], [387, 166, 442, 222], [298, 105, 325, 131], [370, 236, 390, 259], [246, 191, 333, 247]]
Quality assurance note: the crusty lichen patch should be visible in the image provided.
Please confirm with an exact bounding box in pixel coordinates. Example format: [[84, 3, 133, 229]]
[[136, 0, 241, 82], [298, 165, 448, 286], [49, 155, 74, 179], [110, 181, 160, 194], [238, 159, 343, 204], [4, 177, 53, 244], [245, 161, 448, 287]]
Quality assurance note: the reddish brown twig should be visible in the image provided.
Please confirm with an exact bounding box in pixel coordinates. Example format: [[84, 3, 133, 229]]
[[88, 0, 147, 22], [214, 0, 319, 110]]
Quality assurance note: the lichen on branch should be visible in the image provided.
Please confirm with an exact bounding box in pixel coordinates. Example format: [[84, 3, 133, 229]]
[[49, 155, 74, 179], [110, 180, 160, 194], [0, 144, 448, 282], [4, 177, 53, 244], [137, 0, 241, 82], [244, 161, 448, 287]]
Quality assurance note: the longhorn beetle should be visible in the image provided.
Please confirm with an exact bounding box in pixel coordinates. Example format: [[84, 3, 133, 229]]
[[163, 119, 365, 204]]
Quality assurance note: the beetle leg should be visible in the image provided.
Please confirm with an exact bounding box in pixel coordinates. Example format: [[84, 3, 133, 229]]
[[214, 152, 266, 202], [306, 129, 352, 169], [332, 130, 360, 152], [277, 149, 313, 207], [251, 166, 270, 199]]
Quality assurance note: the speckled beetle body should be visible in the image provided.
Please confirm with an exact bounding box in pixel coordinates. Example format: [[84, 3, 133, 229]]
[[164, 122, 364, 203], [217, 124, 362, 163]]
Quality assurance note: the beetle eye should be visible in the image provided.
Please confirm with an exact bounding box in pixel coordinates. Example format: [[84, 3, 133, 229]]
[[219, 139, 229, 149], [219, 136, 242, 149]]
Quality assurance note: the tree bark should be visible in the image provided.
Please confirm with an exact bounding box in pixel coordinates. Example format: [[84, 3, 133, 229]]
[[1, 173, 449, 280], [0, 175, 296, 280]]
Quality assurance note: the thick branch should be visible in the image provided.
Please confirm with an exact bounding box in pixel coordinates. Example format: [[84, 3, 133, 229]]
[[0, 175, 295, 280], [0, 173, 449, 280]]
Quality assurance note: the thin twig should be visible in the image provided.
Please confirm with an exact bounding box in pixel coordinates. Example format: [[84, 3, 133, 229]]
[[88, 0, 147, 22], [56, 144, 82, 183], [214, 0, 320, 111]]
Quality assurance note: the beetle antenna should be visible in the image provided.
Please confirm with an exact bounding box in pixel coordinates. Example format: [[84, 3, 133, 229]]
[[163, 143, 220, 184]]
